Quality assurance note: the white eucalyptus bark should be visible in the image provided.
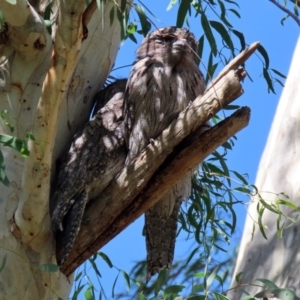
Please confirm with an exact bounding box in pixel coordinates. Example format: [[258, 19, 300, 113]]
[[0, 1, 123, 298], [229, 36, 300, 298]]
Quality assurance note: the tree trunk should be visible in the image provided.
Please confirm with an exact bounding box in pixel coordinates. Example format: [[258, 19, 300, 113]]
[[0, 1, 122, 298], [229, 36, 300, 298]]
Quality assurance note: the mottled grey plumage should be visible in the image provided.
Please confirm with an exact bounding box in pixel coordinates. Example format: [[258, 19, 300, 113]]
[[51, 79, 127, 265], [123, 27, 207, 279]]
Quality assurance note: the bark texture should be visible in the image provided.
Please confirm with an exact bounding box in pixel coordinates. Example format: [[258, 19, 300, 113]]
[[0, 1, 124, 298]]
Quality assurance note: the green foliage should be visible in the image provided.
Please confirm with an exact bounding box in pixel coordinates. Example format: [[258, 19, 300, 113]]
[[255, 192, 299, 239], [38, 263, 60, 272], [43, 1, 53, 35], [70, 252, 142, 300], [0, 255, 7, 274], [0, 10, 5, 33], [70, 136, 299, 299], [67, 1, 296, 300], [0, 110, 34, 187], [166, 0, 284, 92]]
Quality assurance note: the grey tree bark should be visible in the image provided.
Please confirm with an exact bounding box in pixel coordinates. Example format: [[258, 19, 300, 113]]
[[229, 36, 300, 298]]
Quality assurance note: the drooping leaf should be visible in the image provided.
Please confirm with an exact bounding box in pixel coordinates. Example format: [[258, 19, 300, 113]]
[[167, 0, 178, 11], [0, 255, 7, 274], [232, 170, 248, 185], [138, 293, 147, 300], [263, 68, 275, 94], [201, 14, 217, 56], [89, 257, 102, 278], [197, 34, 205, 66], [134, 3, 151, 36], [228, 8, 241, 18], [232, 29, 246, 50], [164, 285, 185, 295], [155, 268, 168, 296], [258, 206, 268, 240], [257, 45, 270, 69], [84, 285, 94, 300], [111, 273, 119, 298], [206, 266, 219, 289], [98, 252, 113, 268], [176, 0, 192, 27], [121, 270, 131, 290], [271, 68, 286, 78], [275, 199, 299, 211], [38, 263, 60, 272], [192, 283, 204, 293], [109, 6, 115, 26], [255, 278, 278, 289]]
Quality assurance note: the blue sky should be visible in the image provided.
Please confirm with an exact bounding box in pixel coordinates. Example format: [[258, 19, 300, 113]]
[[73, 1, 299, 298]]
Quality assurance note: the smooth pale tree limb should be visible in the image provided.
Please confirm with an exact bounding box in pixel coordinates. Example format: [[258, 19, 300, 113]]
[[228, 36, 300, 298], [0, 1, 124, 299], [15, 0, 85, 248]]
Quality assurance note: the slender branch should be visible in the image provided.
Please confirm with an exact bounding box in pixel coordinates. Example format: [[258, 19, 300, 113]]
[[269, 0, 300, 26]]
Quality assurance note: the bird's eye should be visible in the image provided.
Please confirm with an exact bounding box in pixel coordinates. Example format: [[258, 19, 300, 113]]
[[155, 36, 177, 45], [163, 36, 175, 43]]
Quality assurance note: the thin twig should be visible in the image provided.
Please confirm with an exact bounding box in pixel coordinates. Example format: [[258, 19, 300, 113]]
[[269, 0, 300, 27]]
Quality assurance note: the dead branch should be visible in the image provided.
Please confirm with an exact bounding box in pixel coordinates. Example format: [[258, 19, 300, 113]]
[[61, 42, 258, 275], [94, 107, 250, 250]]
